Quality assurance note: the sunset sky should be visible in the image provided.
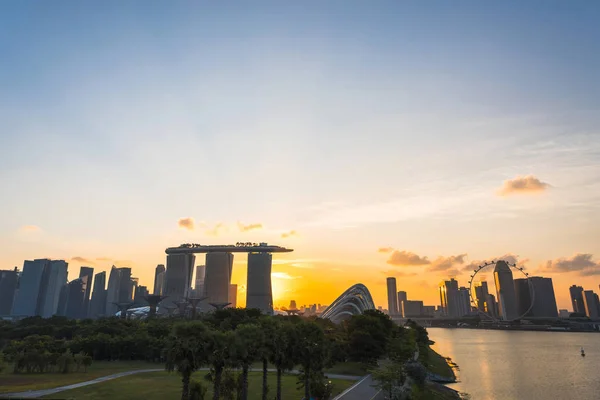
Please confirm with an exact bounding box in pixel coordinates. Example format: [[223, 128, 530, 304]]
[[1, 2, 599, 310]]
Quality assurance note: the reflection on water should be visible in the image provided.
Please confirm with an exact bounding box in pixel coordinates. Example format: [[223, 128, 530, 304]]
[[428, 328, 600, 400]]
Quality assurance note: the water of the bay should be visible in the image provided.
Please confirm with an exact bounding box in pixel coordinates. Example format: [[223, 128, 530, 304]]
[[428, 328, 600, 400]]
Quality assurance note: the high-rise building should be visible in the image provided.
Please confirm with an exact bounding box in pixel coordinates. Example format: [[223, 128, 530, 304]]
[[422, 305, 435, 317], [529, 277, 558, 318], [228, 284, 238, 308], [37, 260, 68, 318], [12, 259, 50, 316], [62, 277, 89, 319], [105, 266, 135, 315], [439, 278, 459, 317], [78, 267, 94, 318], [514, 278, 532, 317], [582, 290, 600, 319], [569, 285, 585, 314], [457, 287, 471, 316], [246, 252, 273, 314], [397, 291, 407, 316], [164, 254, 196, 304], [89, 271, 107, 319], [205, 252, 233, 306], [0, 267, 19, 315], [195, 265, 206, 296], [153, 264, 165, 295], [474, 281, 489, 312], [386, 277, 398, 316], [134, 285, 149, 306], [401, 300, 423, 317], [485, 294, 499, 318], [494, 261, 518, 320], [289, 300, 297, 310]]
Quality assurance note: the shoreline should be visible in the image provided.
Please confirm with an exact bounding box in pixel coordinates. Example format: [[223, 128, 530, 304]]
[[421, 344, 463, 399]]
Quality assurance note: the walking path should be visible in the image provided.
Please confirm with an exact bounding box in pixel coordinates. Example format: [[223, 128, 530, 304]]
[[3, 368, 361, 399], [3, 369, 163, 399], [332, 374, 384, 400]]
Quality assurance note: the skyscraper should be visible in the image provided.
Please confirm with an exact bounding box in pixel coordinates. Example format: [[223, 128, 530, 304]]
[[164, 254, 196, 304], [79, 266, 94, 318], [63, 277, 89, 319], [134, 285, 149, 306], [439, 279, 459, 317], [528, 277, 558, 318], [89, 271, 107, 319], [397, 291, 407, 317], [205, 252, 233, 306], [37, 260, 68, 318], [386, 277, 398, 316], [457, 287, 471, 316], [474, 281, 489, 312], [514, 278, 532, 317], [12, 259, 50, 316], [229, 284, 238, 308], [582, 290, 599, 319], [153, 264, 165, 295], [246, 253, 273, 314], [569, 285, 585, 314], [494, 261, 518, 320], [0, 267, 19, 315], [105, 266, 134, 315]]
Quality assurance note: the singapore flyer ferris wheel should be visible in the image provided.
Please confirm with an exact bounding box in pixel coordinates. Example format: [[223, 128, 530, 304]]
[[467, 260, 534, 322]]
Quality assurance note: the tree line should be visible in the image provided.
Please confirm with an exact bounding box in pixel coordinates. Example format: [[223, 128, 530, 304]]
[[0, 308, 423, 400]]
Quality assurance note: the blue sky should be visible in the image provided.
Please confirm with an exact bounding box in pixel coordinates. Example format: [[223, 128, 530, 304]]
[[1, 2, 599, 308]]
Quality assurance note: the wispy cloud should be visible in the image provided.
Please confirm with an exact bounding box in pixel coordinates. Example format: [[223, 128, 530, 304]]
[[539, 253, 600, 276], [178, 217, 195, 230], [96, 257, 112, 261], [428, 254, 467, 272], [463, 254, 529, 271], [386, 250, 430, 266], [381, 269, 418, 277], [71, 256, 96, 265], [497, 175, 551, 196], [281, 230, 298, 238], [206, 222, 225, 237], [271, 272, 301, 280], [19, 225, 41, 233], [237, 222, 263, 232], [378, 247, 394, 253]]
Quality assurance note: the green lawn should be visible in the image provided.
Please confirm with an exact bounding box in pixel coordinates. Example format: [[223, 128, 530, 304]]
[[424, 348, 455, 379], [325, 361, 369, 377], [41, 371, 355, 399], [0, 361, 161, 394]]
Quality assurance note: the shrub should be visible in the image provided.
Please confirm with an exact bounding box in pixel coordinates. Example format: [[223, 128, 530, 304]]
[[190, 380, 208, 400]]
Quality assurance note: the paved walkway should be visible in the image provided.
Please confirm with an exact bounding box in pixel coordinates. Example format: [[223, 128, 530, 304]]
[[332, 374, 384, 400], [3, 368, 361, 399], [3, 369, 163, 399]]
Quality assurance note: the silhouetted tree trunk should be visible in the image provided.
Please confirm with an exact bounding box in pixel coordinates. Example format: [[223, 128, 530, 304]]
[[276, 367, 283, 400], [262, 358, 268, 400], [304, 367, 310, 400], [242, 365, 249, 400], [213, 366, 223, 400], [182, 371, 190, 400]]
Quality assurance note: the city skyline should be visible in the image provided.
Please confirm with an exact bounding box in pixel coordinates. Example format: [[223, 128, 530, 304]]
[[2, 2, 600, 310]]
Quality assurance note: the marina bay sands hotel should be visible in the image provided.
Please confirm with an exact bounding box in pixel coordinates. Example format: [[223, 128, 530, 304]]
[[163, 243, 293, 314]]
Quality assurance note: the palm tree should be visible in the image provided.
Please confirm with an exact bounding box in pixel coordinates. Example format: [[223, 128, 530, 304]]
[[165, 321, 209, 400], [232, 323, 264, 400], [269, 321, 298, 400], [258, 317, 278, 400], [206, 329, 234, 400], [295, 321, 328, 400]]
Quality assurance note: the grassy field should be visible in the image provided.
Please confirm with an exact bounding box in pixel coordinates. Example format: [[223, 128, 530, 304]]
[[41, 371, 355, 399], [425, 347, 455, 379], [324, 361, 369, 376], [0, 361, 161, 394]]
